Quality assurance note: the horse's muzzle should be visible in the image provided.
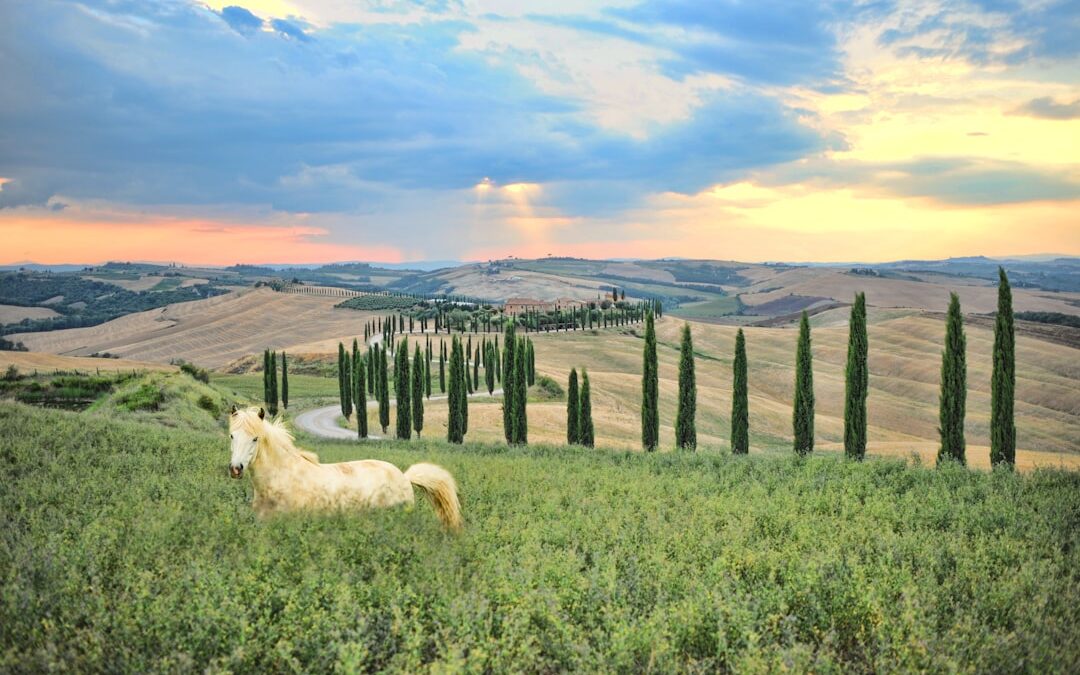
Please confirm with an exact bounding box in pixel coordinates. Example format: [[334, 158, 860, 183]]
[[230, 465, 244, 479]]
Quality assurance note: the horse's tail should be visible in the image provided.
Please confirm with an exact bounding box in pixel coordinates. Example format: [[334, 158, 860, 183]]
[[405, 463, 462, 531]]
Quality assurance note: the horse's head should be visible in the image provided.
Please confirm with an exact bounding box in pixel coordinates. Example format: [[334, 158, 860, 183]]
[[228, 406, 265, 479]]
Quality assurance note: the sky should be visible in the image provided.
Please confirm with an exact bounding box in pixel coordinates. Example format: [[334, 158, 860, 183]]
[[0, 0, 1078, 265]]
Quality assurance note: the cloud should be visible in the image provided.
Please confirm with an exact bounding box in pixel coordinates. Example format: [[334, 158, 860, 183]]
[[539, 1, 867, 89], [876, 0, 1080, 66], [0, 0, 829, 215], [1010, 97, 1080, 120], [220, 5, 264, 34]]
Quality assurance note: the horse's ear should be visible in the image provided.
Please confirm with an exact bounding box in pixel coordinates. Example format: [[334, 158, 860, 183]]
[[230, 404, 237, 415], [258, 407, 265, 420]]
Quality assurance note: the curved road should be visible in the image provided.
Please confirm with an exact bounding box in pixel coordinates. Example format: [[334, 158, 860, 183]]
[[294, 388, 503, 440]]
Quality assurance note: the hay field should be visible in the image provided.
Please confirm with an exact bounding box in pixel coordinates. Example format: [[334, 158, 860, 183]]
[[0, 304, 59, 324], [740, 267, 1080, 314], [8, 288, 378, 369], [0, 351, 175, 373]]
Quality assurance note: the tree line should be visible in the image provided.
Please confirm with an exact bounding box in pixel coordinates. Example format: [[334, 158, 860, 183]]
[[638, 267, 1018, 467]]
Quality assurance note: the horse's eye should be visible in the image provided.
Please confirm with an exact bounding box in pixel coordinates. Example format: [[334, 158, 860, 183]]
[[252, 437, 258, 442], [229, 434, 233, 439]]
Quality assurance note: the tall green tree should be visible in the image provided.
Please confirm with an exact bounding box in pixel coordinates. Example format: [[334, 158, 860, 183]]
[[459, 338, 469, 436], [367, 344, 375, 395], [843, 293, 869, 460], [990, 267, 1015, 467], [502, 325, 517, 444], [268, 350, 279, 416], [280, 351, 289, 410], [439, 345, 446, 393], [378, 346, 390, 435], [579, 369, 594, 448], [447, 336, 466, 443], [425, 358, 432, 399], [567, 368, 580, 444], [526, 339, 536, 386], [354, 356, 367, 438], [394, 339, 411, 439], [263, 349, 271, 408], [337, 342, 348, 418], [675, 323, 697, 450], [731, 329, 749, 455], [412, 344, 425, 438], [513, 335, 528, 444], [641, 311, 659, 451], [485, 342, 496, 394], [938, 293, 967, 465], [793, 311, 815, 456]]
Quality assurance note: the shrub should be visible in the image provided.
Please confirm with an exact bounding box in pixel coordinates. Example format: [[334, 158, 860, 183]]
[[115, 383, 165, 411], [532, 374, 564, 400], [196, 393, 219, 416], [177, 361, 210, 384]]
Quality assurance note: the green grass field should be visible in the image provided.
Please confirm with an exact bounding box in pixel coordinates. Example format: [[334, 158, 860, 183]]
[[212, 372, 341, 402], [669, 296, 743, 322], [2, 402, 1078, 672]]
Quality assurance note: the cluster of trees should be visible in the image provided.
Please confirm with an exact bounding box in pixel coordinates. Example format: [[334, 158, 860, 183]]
[[262, 349, 288, 415], [501, 325, 529, 445], [565, 368, 594, 447], [639, 267, 1017, 468], [349, 298, 663, 347], [337, 337, 428, 440]]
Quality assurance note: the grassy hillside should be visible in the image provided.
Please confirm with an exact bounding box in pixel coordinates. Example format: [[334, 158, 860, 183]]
[[2, 403, 1078, 671], [86, 371, 233, 434]]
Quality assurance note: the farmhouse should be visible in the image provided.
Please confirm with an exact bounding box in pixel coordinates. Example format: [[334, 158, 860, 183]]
[[503, 297, 553, 315]]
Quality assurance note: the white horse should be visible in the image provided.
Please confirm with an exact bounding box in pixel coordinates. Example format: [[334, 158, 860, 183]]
[[228, 406, 462, 530]]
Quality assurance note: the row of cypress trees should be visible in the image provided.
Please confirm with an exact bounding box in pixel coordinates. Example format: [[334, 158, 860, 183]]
[[637, 267, 1015, 467], [566, 368, 594, 447], [262, 349, 287, 415], [339, 337, 429, 440]]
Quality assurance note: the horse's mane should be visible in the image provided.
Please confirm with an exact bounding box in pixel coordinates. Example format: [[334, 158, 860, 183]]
[[231, 407, 320, 465]]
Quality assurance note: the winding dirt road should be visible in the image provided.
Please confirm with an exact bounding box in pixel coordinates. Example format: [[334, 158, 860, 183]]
[[293, 388, 503, 440]]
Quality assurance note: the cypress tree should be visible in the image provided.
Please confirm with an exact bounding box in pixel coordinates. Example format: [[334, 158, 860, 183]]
[[843, 293, 868, 460], [447, 336, 465, 443], [579, 369, 594, 448], [514, 335, 528, 444], [459, 338, 469, 436], [412, 344, 425, 438], [263, 349, 271, 409], [938, 293, 967, 465], [367, 344, 375, 395], [567, 368, 580, 444], [355, 356, 367, 438], [731, 328, 749, 454], [502, 325, 516, 444], [485, 342, 496, 394], [281, 351, 289, 410], [394, 339, 411, 439], [990, 268, 1015, 467], [474, 344, 480, 390], [268, 350, 279, 416], [675, 323, 696, 450], [641, 311, 659, 451], [793, 311, 814, 455], [439, 345, 446, 393], [425, 357, 432, 399], [527, 339, 536, 386], [338, 342, 348, 418], [378, 346, 390, 434], [341, 351, 350, 420]]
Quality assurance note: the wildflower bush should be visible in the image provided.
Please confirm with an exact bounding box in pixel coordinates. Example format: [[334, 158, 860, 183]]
[[1, 402, 1078, 672]]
